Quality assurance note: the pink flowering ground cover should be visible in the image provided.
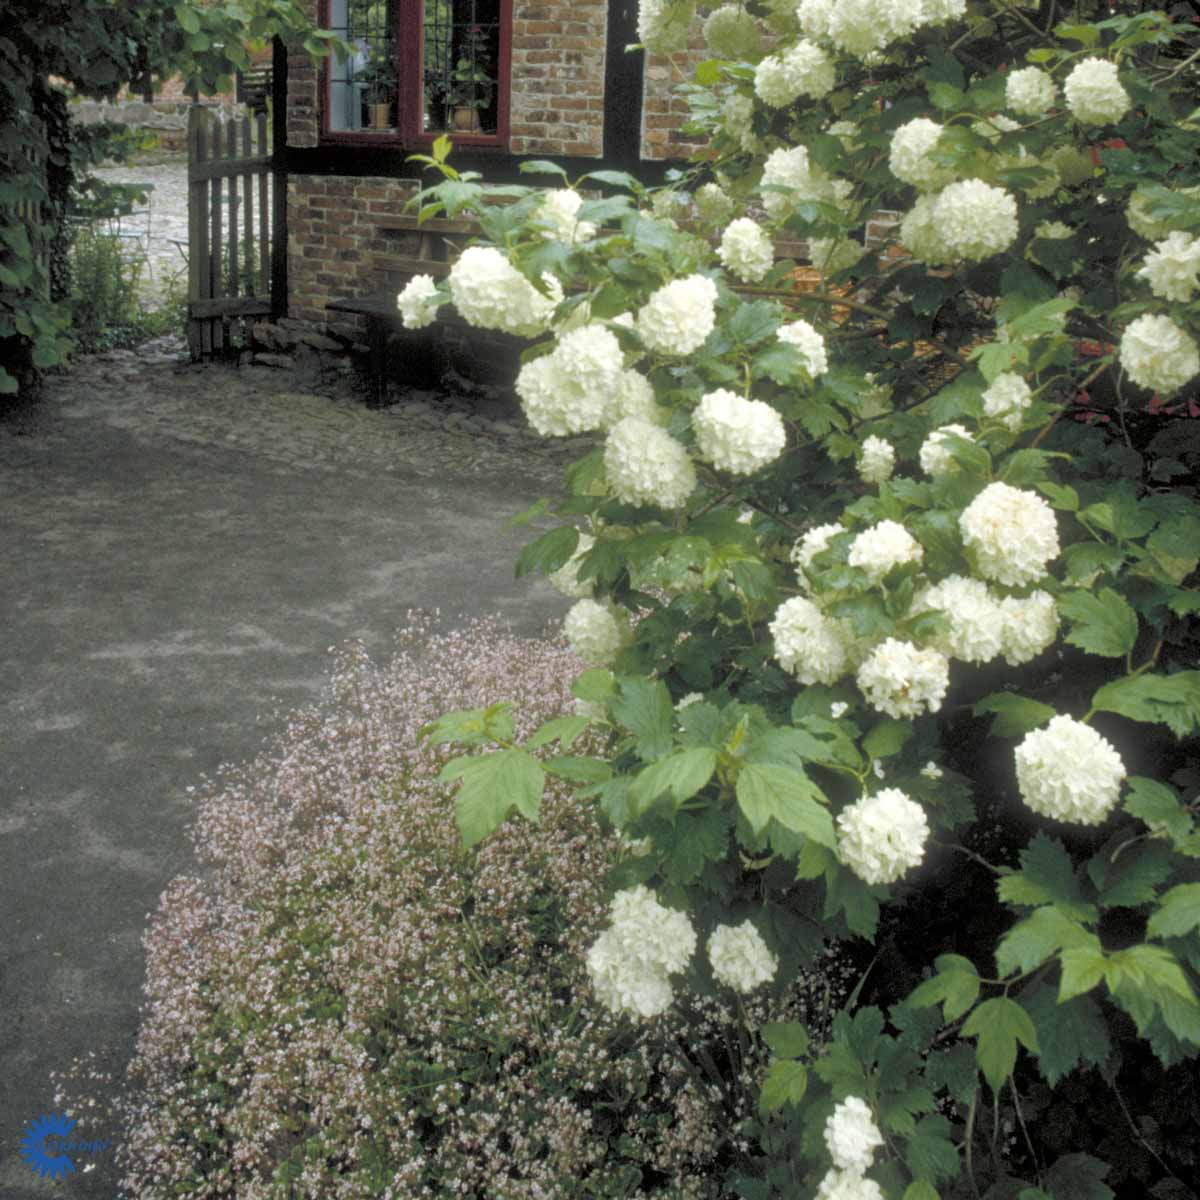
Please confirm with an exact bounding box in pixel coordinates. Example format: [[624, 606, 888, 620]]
[[58, 614, 825, 1199]]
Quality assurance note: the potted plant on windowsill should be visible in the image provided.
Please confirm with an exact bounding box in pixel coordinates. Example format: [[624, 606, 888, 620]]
[[358, 53, 397, 130], [445, 26, 493, 134]]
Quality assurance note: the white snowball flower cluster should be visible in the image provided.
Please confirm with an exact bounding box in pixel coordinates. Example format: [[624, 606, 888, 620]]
[[448, 247, 561, 337], [695, 181, 736, 225], [754, 40, 835, 107], [809, 236, 865, 275], [858, 436, 895, 484], [799, 0, 943, 58], [856, 638, 950, 718], [792, 522, 843, 581], [778, 318, 828, 377], [998, 590, 1059, 666], [1015, 716, 1126, 824], [515, 324, 625, 437], [889, 118, 955, 192], [722, 91, 760, 154], [761, 145, 850, 219], [918, 575, 1005, 664], [1063, 58, 1130, 125], [982, 372, 1033, 432], [1005, 66, 1057, 116], [848, 520, 923, 584], [1119, 314, 1200, 394], [837, 789, 930, 885], [703, 5, 761, 59], [396, 273, 441, 329], [587, 885, 697, 1018], [919, 423, 975, 477], [825, 1096, 886, 1172], [539, 189, 597, 244], [899, 194, 952, 267], [564, 598, 627, 665], [609, 368, 664, 426], [960, 482, 1060, 587], [637, 0, 697, 54], [636, 274, 719, 356], [548, 532, 595, 599], [771, 596, 857, 686], [604, 417, 697, 509], [693, 389, 787, 474], [816, 1170, 885, 1200], [1137, 232, 1200, 303], [719, 218, 775, 283], [707, 921, 778, 992], [934, 180, 1019, 261]]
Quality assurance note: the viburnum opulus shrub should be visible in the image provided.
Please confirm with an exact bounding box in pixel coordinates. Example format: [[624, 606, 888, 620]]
[[96, 615, 847, 1198], [409, 2, 1200, 1197]]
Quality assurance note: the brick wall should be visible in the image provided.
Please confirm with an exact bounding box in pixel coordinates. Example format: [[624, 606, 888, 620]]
[[641, 14, 709, 162]]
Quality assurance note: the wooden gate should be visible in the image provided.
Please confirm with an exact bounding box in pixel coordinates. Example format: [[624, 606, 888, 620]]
[[186, 105, 276, 358]]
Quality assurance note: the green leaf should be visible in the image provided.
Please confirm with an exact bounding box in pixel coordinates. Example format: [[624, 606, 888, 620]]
[[1021, 981, 1111, 1085], [996, 907, 1096, 977], [515, 524, 579, 578], [996, 834, 1096, 922], [630, 748, 717, 811], [974, 694, 1057, 737], [610, 677, 674, 761], [175, 4, 201, 34], [419, 706, 492, 747], [581, 169, 643, 192], [908, 953, 981, 1023], [904, 1181, 941, 1200], [905, 1114, 960, 1184], [526, 715, 591, 751], [0, 368, 18, 395], [962, 997, 1039, 1092], [736, 763, 835, 845], [571, 668, 615, 706], [1148, 884, 1200, 940], [1091, 671, 1200, 738], [863, 717, 913, 761], [824, 866, 880, 938], [762, 1021, 810, 1059], [758, 1059, 808, 1115], [1059, 945, 1107, 1002], [542, 755, 613, 783], [1059, 589, 1139, 658], [444, 749, 545, 848], [729, 300, 782, 346], [922, 1044, 978, 1106], [1088, 839, 1173, 908], [1042, 1153, 1113, 1200], [1124, 776, 1194, 844], [518, 159, 569, 178]]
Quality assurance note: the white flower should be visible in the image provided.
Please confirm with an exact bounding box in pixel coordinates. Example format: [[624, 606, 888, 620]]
[[838, 789, 930, 886], [933, 180, 1019, 262], [917, 574, 1004, 664], [771, 596, 856, 686], [587, 885, 697, 1018], [982, 372, 1033, 432], [1015, 715, 1126, 824], [708, 921, 778, 991], [792, 522, 843, 582], [719, 218, 775, 283], [607, 369, 663, 427], [761, 145, 850, 219], [816, 1170, 886, 1200], [899, 194, 954, 267], [921, 760, 943, 779], [722, 91, 760, 153], [804, 0, 925, 58], [754, 40, 835, 107], [539, 189, 597, 243], [889, 118, 955, 192], [825, 1096, 885, 1172], [548, 532, 595, 599], [693, 389, 786, 475], [604, 417, 697, 509], [677, 691, 704, 710], [564, 598, 627, 665], [1035, 220, 1073, 240], [396, 274, 440, 329], [858, 436, 895, 485], [1137, 232, 1200, 303], [1006, 66, 1057, 116], [448, 246, 561, 336], [809, 237, 864, 275], [848, 520, 923, 583], [703, 5, 761, 58], [636, 275, 719, 356], [998, 589, 1059, 665], [831, 701, 849, 718], [778, 318, 828, 377], [856, 638, 950, 718], [637, 0, 698, 54], [1063, 58, 1130, 125], [920, 0, 967, 22], [919, 423, 975, 477], [695, 181, 736, 225], [1119, 314, 1200, 394], [515, 323, 625, 436], [960, 482, 1059, 587]]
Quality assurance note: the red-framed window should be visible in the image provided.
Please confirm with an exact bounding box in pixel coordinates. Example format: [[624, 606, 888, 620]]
[[319, 0, 511, 147]]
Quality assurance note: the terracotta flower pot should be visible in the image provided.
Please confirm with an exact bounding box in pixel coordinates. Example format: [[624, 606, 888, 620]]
[[452, 105, 482, 134]]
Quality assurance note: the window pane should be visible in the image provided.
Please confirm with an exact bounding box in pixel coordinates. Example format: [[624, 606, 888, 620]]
[[422, 0, 500, 136], [329, 0, 399, 132]]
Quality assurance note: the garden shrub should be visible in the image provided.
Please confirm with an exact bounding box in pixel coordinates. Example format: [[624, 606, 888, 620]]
[[67, 224, 148, 352], [405, 3, 1200, 1198], [77, 616, 846, 1198]]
